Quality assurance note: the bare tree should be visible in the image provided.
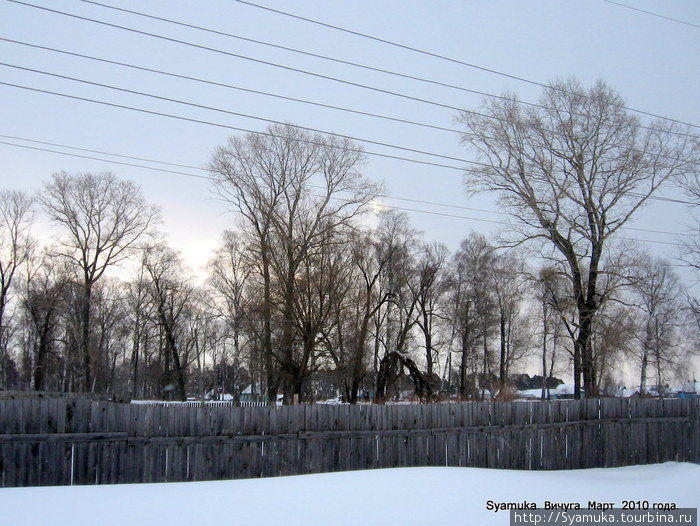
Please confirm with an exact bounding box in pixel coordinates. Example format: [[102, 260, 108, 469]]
[[22, 249, 69, 390], [40, 171, 159, 391], [325, 223, 398, 403], [141, 243, 193, 401], [207, 230, 252, 372], [288, 228, 352, 400], [676, 164, 700, 271], [533, 267, 568, 400], [591, 303, 636, 394], [372, 212, 422, 402], [629, 257, 685, 395], [450, 233, 495, 399], [457, 78, 698, 397], [125, 265, 152, 398], [415, 242, 450, 378], [0, 190, 34, 388], [490, 251, 530, 395], [210, 124, 380, 403]]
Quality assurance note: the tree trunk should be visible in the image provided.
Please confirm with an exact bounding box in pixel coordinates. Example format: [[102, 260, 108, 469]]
[[163, 322, 186, 402], [423, 309, 433, 376], [541, 305, 548, 401], [80, 279, 93, 392], [261, 248, 277, 405], [499, 309, 506, 396], [459, 331, 469, 400]]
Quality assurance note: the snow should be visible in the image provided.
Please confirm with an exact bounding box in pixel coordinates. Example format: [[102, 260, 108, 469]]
[[516, 388, 546, 399], [1, 463, 697, 526], [516, 384, 579, 399]]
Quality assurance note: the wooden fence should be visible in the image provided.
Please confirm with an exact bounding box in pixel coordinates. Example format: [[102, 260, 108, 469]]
[[0, 397, 697, 487]]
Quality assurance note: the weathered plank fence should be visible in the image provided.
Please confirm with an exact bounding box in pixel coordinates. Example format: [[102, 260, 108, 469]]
[[1, 398, 698, 487]]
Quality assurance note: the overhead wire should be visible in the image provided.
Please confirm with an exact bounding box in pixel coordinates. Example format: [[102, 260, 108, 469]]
[[72, 1, 699, 139], [0, 138, 506, 227], [601, 0, 700, 30], [0, 134, 688, 240], [0, 78, 694, 208], [0, 80, 467, 171], [0, 62, 477, 165], [1, 59, 694, 178], [0, 38, 460, 136], [4, 1, 470, 114], [80, 0, 549, 109], [8, 0, 699, 139], [1, 4, 695, 213], [2, 138, 684, 247], [226, 0, 700, 129], [5, 39, 698, 151], [3, 133, 693, 209]]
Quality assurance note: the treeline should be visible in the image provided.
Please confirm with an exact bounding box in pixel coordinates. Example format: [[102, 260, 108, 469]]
[[2, 80, 699, 403], [0, 173, 694, 402]]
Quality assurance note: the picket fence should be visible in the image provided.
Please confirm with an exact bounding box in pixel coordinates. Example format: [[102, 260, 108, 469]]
[[0, 397, 697, 487]]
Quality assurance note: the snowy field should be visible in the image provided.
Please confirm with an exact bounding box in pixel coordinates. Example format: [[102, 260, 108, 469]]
[[1, 463, 697, 526]]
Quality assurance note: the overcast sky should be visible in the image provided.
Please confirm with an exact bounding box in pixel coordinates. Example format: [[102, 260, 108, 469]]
[[1, 0, 699, 283]]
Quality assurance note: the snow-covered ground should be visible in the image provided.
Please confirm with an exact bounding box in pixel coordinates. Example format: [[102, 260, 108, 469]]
[[1, 463, 697, 526]]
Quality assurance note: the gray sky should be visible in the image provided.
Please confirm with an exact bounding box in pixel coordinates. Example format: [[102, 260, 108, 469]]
[[1, 0, 699, 281]]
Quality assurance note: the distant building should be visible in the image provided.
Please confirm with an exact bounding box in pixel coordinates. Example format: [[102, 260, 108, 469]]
[[678, 381, 699, 399]]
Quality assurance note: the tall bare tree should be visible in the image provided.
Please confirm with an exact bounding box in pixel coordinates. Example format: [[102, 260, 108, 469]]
[[450, 232, 495, 399], [22, 249, 69, 390], [0, 190, 34, 388], [141, 243, 193, 401], [630, 257, 684, 395], [210, 124, 380, 403], [207, 230, 252, 369], [40, 171, 159, 391], [533, 267, 568, 400], [457, 78, 698, 397], [415, 242, 449, 378]]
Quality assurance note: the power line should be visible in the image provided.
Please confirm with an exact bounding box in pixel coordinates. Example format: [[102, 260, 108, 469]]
[[0, 38, 459, 136], [5, 61, 694, 177], [0, 134, 688, 238], [2, 76, 694, 210], [2, 134, 483, 214], [602, 0, 700, 30], [6, 40, 697, 149], [80, 0, 546, 107], [0, 139, 212, 180], [2, 64, 694, 209], [2, 138, 683, 246], [0, 139, 506, 227], [6, 1, 468, 113], [228, 0, 552, 88], [6, 3, 698, 143], [74, 2, 699, 139], [3, 52, 695, 176], [2, 132, 694, 212], [0, 80, 466, 171], [227, 0, 700, 130], [0, 62, 475, 165], [0, 134, 207, 172]]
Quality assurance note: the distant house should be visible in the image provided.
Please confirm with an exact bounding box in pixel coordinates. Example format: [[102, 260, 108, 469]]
[[204, 388, 235, 402], [515, 384, 582, 400], [549, 384, 579, 399], [630, 385, 681, 398], [240, 385, 265, 403], [602, 386, 633, 398], [678, 381, 699, 399], [516, 388, 546, 400]]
